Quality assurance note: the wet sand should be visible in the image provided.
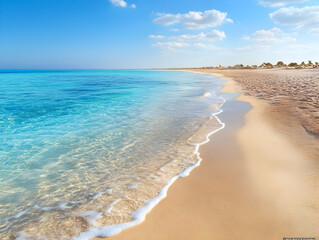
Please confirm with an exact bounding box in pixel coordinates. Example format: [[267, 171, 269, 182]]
[[96, 74, 319, 239]]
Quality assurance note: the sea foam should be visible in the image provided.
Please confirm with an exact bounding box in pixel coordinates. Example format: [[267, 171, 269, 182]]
[[1, 70, 226, 240], [73, 97, 226, 240]]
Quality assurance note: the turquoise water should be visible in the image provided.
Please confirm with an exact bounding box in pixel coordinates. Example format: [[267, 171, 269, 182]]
[[0, 70, 224, 239]]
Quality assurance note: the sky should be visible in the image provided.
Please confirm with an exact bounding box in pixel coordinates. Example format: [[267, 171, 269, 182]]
[[0, 0, 319, 69]]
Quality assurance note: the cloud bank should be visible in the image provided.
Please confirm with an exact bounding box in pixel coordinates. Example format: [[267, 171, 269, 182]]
[[110, 0, 136, 8], [149, 30, 226, 52], [153, 9, 233, 30], [171, 30, 226, 42], [270, 6, 319, 31], [239, 27, 296, 50]]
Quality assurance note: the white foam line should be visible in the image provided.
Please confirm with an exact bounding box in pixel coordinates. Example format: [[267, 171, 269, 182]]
[[105, 198, 121, 214], [72, 198, 122, 228], [72, 96, 226, 240], [89, 191, 106, 203]]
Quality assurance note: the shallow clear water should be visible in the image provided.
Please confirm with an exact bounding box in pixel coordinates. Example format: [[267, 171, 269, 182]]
[[0, 70, 224, 239]]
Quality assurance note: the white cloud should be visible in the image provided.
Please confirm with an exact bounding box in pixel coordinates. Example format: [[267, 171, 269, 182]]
[[254, 28, 296, 46], [170, 28, 180, 32], [171, 30, 226, 42], [152, 42, 189, 48], [259, 0, 308, 7], [241, 36, 250, 40], [153, 13, 181, 26], [110, 0, 127, 7], [193, 43, 221, 50], [254, 36, 295, 45], [238, 27, 296, 50], [109, 0, 135, 8], [152, 41, 222, 52], [270, 6, 319, 31], [254, 27, 281, 37], [152, 41, 189, 52], [149, 35, 165, 39], [149, 30, 225, 53], [153, 9, 233, 30]]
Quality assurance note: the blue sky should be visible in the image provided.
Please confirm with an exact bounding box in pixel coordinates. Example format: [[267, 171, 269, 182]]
[[0, 0, 319, 69]]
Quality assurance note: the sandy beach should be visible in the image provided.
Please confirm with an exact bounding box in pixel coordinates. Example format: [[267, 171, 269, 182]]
[[4, 0, 319, 238], [96, 69, 319, 240], [195, 69, 319, 152]]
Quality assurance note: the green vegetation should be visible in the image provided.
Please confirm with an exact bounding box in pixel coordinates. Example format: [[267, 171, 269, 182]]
[[265, 62, 273, 68], [276, 61, 285, 67], [288, 62, 299, 67], [233, 64, 244, 69], [201, 60, 318, 69]]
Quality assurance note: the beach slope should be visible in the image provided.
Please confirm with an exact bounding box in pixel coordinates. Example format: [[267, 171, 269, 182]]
[[104, 72, 319, 239]]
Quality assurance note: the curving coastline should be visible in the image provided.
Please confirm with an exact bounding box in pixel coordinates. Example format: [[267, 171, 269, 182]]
[[105, 70, 319, 240], [76, 97, 227, 239], [2, 71, 229, 240]]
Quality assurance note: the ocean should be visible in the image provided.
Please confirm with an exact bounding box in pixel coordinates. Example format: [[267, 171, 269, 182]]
[[0, 70, 225, 239]]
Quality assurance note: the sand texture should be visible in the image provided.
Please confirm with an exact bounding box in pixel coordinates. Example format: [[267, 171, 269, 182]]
[[191, 68, 319, 136], [89, 70, 319, 240], [93, 75, 319, 240]]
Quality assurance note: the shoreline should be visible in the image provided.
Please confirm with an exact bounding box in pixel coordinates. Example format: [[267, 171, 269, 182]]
[[3, 70, 232, 240], [87, 72, 232, 240], [74, 71, 228, 240], [101, 70, 319, 239]]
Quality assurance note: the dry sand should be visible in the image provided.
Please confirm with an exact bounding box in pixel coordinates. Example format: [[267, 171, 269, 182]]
[[192, 69, 319, 134], [91, 71, 319, 240], [194, 69, 319, 151]]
